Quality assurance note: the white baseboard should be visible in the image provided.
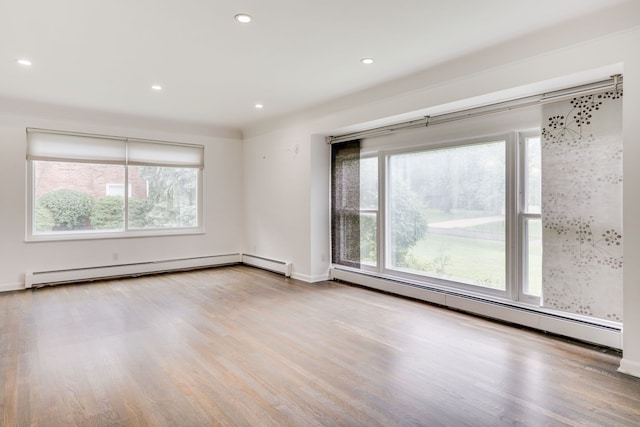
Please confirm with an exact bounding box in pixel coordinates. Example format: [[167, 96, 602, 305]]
[[291, 272, 330, 283], [309, 273, 331, 283], [331, 267, 622, 349], [241, 254, 292, 277], [0, 282, 23, 292], [618, 358, 640, 378], [291, 272, 312, 282]]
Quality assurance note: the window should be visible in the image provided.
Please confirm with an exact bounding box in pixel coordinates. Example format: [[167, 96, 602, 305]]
[[359, 156, 378, 267], [331, 128, 542, 304], [387, 140, 506, 290], [27, 129, 203, 239], [519, 133, 542, 302]]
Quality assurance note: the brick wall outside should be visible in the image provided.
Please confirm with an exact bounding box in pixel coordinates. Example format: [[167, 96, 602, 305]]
[[34, 161, 148, 200]]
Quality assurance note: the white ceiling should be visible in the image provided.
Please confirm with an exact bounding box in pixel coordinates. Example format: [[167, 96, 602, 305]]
[[0, 0, 630, 130]]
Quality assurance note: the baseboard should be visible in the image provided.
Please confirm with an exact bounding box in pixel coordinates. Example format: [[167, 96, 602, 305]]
[[618, 358, 640, 378], [290, 272, 330, 283], [0, 282, 23, 292], [309, 273, 331, 283], [331, 267, 622, 349]]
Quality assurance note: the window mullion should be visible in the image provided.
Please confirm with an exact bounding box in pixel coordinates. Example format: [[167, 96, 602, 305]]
[[506, 132, 519, 302], [124, 159, 129, 232], [378, 153, 386, 274]]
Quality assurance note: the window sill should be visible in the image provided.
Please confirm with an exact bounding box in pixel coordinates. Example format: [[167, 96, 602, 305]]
[[25, 228, 204, 243]]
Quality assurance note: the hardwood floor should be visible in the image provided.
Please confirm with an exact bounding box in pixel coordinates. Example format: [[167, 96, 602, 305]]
[[1, 265, 639, 426]]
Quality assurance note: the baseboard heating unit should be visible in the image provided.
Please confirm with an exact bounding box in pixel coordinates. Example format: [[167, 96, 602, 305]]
[[24, 253, 242, 288], [241, 254, 293, 277], [331, 266, 622, 350]]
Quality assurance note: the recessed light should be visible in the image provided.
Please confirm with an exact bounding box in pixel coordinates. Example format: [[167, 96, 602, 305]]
[[235, 13, 252, 23], [151, 85, 162, 91], [17, 59, 32, 67], [255, 104, 264, 109], [361, 58, 374, 65]]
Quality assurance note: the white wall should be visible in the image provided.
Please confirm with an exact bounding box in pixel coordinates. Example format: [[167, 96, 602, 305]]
[[0, 108, 244, 290], [243, 124, 313, 279], [242, 9, 640, 376], [620, 39, 640, 378]]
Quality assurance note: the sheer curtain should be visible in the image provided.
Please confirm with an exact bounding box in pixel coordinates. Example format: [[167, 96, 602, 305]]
[[331, 140, 361, 268], [541, 89, 623, 321]]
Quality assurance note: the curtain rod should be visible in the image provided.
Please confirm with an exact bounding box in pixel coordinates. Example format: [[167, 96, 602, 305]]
[[327, 75, 623, 144]]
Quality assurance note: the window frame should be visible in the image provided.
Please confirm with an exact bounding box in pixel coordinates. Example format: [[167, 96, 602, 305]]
[[517, 131, 542, 305], [26, 130, 204, 242], [379, 135, 513, 299]]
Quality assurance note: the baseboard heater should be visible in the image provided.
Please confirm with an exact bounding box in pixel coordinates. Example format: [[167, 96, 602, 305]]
[[241, 253, 293, 277], [331, 266, 622, 350], [24, 253, 242, 289]]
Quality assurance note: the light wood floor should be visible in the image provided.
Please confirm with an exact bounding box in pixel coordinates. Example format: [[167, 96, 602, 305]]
[[1, 266, 639, 426]]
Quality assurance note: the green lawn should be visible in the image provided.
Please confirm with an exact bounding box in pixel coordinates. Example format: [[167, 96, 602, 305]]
[[401, 222, 542, 295], [423, 208, 491, 224], [405, 232, 506, 289]]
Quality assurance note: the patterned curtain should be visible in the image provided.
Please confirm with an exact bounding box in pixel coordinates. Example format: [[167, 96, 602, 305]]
[[541, 89, 623, 321]]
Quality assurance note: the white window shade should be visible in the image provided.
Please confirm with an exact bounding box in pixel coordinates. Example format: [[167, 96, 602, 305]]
[[128, 140, 204, 168], [27, 130, 126, 164]]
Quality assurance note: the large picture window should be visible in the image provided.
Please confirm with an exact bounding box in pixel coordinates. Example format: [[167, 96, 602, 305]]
[[331, 130, 540, 304], [27, 129, 203, 239]]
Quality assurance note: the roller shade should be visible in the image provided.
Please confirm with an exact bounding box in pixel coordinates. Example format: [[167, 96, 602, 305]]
[[27, 130, 126, 164], [128, 140, 204, 168], [26, 129, 204, 168]]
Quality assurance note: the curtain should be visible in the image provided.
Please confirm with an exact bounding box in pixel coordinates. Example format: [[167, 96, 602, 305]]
[[331, 140, 361, 268], [541, 89, 623, 321]]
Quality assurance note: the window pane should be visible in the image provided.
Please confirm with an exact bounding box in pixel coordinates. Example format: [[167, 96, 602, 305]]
[[360, 212, 377, 266], [525, 218, 542, 297], [128, 166, 198, 229], [388, 141, 506, 290], [336, 181, 378, 266], [525, 137, 541, 214], [33, 161, 125, 233], [360, 157, 378, 267], [360, 157, 378, 210]]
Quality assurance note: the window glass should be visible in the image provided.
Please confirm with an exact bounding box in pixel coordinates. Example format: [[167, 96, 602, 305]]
[[522, 135, 542, 298], [525, 137, 541, 214], [33, 161, 125, 233], [360, 157, 378, 266], [525, 218, 542, 297], [388, 141, 506, 290], [128, 166, 198, 229]]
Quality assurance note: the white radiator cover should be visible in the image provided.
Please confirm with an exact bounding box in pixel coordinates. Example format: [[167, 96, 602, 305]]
[[21, 253, 294, 290], [241, 254, 293, 277], [24, 253, 242, 288], [331, 267, 622, 349]]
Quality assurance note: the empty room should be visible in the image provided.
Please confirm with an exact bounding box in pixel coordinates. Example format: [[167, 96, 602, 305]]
[[2, 0, 640, 425]]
